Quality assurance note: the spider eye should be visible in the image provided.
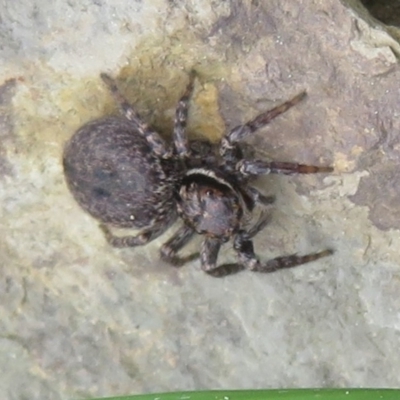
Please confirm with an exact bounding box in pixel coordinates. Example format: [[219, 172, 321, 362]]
[[205, 189, 213, 197]]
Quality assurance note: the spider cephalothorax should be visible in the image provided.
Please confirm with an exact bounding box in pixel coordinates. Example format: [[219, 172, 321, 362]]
[[177, 169, 244, 240], [63, 70, 333, 277]]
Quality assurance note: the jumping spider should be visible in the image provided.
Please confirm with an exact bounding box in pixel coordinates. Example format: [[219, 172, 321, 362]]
[[63, 70, 333, 277]]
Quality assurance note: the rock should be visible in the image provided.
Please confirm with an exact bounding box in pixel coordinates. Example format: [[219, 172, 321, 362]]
[[1, 1, 400, 399]]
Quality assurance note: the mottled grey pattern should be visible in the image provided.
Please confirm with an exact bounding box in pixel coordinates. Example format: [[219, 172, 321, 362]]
[[2, 1, 400, 399]]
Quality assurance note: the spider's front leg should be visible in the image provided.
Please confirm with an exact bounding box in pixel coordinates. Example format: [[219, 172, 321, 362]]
[[160, 224, 198, 266], [233, 232, 333, 273], [100, 73, 171, 158], [220, 92, 306, 163], [246, 211, 272, 239], [201, 237, 244, 277], [243, 186, 276, 209], [173, 70, 196, 157], [237, 159, 333, 177]]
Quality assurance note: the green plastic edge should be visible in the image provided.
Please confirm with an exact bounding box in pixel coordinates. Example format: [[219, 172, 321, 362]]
[[90, 388, 400, 400]]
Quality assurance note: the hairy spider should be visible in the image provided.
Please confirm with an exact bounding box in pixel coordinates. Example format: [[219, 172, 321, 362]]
[[63, 71, 333, 277]]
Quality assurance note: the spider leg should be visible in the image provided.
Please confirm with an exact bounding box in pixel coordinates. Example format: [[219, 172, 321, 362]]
[[233, 232, 333, 273], [100, 216, 173, 248], [201, 237, 245, 277], [238, 186, 275, 213], [237, 159, 333, 177], [246, 187, 276, 207], [100, 73, 171, 158], [246, 211, 272, 239], [160, 224, 198, 266], [220, 92, 306, 162], [173, 70, 196, 157]]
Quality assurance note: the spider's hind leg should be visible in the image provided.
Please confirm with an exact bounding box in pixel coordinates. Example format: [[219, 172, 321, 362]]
[[100, 73, 171, 157], [100, 214, 173, 248]]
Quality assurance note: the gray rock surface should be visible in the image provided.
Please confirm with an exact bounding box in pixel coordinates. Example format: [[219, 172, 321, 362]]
[[1, 1, 400, 399]]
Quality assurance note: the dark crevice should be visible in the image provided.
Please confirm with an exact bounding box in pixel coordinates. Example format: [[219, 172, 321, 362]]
[[360, 0, 400, 27]]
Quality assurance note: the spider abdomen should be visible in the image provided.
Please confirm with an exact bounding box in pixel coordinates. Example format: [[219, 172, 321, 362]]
[[63, 117, 177, 228]]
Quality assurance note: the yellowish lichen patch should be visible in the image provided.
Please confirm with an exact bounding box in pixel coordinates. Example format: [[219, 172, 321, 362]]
[[350, 145, 364, 158], [191, 82, 225, 142], [333, 151, 356, 172]]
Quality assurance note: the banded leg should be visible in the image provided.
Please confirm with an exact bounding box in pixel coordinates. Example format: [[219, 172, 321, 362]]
[[246, 212, 272, 239], [173, 70, 196, 157], [201, 237, 244, 277], [233, 232, 333, 273], [100, 73, 171, 157], [246, 187, 275, 207], [100, 217, 173, 248], [237, 159, 333, 177], [160, 224, 197, 266], [220, 92, 306, 162]]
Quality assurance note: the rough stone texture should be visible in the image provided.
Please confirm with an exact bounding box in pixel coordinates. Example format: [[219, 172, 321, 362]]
[[1, 1, 400, 399]]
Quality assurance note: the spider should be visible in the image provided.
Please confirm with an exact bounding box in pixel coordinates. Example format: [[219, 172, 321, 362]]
[[63, 70, 333, 277]]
